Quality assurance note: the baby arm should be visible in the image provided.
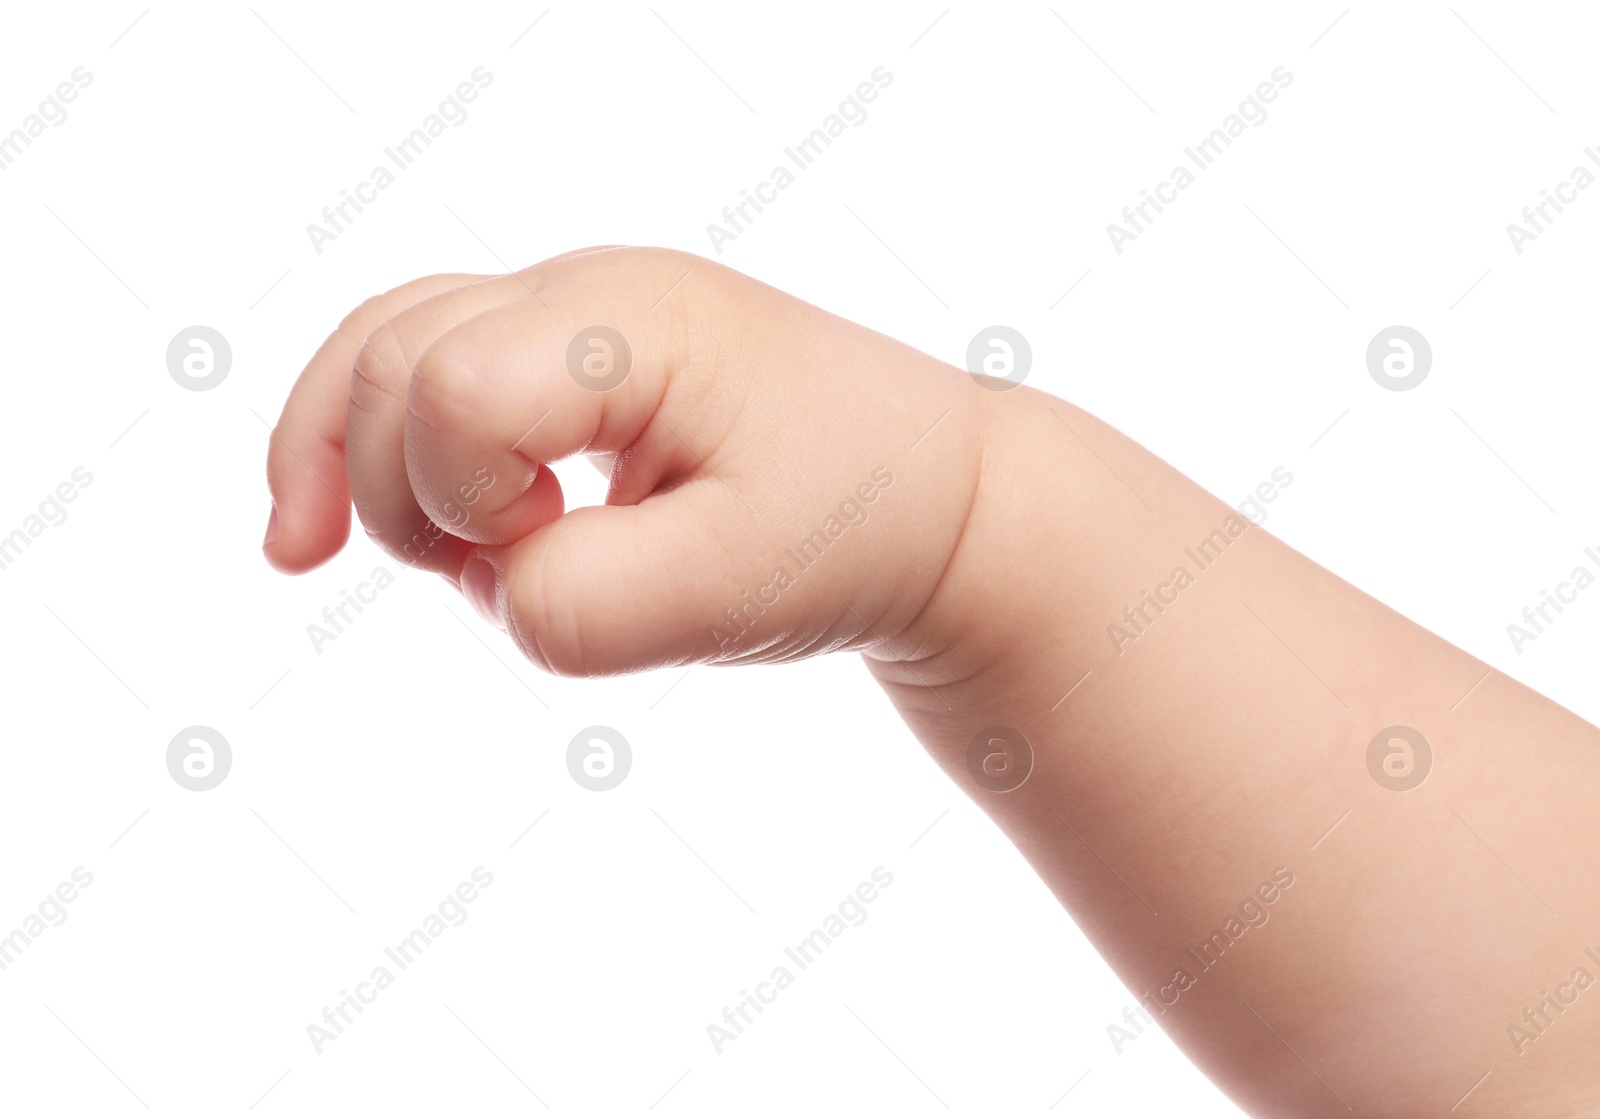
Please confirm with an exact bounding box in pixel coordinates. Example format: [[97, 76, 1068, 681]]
[[265, 247, 1600, 1119]]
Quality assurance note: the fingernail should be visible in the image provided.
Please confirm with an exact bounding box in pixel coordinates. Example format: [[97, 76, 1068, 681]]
[[461, 556, 505, 632], [263, 506, 278, 549]]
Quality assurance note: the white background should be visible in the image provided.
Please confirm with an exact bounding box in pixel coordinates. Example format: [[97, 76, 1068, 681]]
[[0, 2, 1596, 1116]]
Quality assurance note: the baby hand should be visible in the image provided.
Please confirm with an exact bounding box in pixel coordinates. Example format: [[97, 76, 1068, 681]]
[[264, 246, 989, 677]]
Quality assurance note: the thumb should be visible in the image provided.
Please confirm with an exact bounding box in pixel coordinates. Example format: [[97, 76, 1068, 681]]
[[464, 483, 750, 676]]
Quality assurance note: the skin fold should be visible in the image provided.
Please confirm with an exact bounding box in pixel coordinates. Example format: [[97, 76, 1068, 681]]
[[265, 246, 1600, 1118]]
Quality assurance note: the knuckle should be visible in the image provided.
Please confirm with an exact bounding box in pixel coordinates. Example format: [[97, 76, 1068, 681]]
[[335, 272, 460, 343], [336, 292, 388, 339], [554, 245, 693, 295], [407, 346, 480, 431], [349, 326, 408, 414]]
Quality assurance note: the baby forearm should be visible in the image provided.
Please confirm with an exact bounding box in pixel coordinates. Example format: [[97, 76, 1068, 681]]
[[870, 388, 1600, 1118]]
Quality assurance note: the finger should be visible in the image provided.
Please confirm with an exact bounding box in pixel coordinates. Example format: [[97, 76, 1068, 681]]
[[346, 273, 537, 577], [264, 271, 483, 573], [403, 250, 721, 547]]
